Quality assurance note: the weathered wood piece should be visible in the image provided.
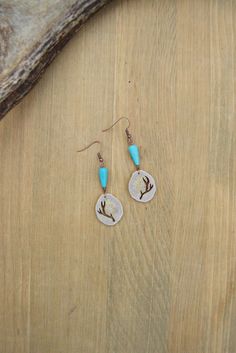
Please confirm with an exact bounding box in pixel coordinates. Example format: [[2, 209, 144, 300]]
[[0, 0, 113, 120]]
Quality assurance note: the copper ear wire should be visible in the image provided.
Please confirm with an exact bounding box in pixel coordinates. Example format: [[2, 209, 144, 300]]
[[102, 117, 134, 145], [77, 140, 104, 167], [102, 116, 130, 132], [77, 140, 101, 152]]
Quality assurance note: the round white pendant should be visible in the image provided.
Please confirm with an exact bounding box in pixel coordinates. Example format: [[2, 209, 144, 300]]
[[128, 170, 156, 203], [95, 193, 123, 226]]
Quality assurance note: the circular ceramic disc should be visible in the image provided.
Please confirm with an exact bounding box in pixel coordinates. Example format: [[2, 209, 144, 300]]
[[95, 193, 123, 226], [128, 170, 156, 203]]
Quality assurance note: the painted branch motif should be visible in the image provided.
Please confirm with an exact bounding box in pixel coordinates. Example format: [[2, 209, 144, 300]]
[[140, 176, 154, 200], [97, 200, 115, 222]]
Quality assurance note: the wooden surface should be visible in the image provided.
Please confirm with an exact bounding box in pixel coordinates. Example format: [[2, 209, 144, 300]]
[[0, 0, 112, 119], [0, 1, 236, 352]]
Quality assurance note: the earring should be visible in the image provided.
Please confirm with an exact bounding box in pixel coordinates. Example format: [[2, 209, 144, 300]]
[[102, 117, 157, 203], [77, 141, 123, 226]]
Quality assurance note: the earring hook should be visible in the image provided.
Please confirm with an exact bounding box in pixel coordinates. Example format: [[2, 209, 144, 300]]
[[77, 140, 101, 153], [102, 116, 130, 132], [77, 140, 104, 167], [102, 116, 134, 145]]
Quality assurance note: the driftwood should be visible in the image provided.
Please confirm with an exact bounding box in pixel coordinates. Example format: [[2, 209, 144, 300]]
[[0, 0, 113, 120]]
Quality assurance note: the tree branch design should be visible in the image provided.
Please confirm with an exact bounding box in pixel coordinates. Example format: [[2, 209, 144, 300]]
[[140, 176, 154, 200], [97, 200, 115, 222]]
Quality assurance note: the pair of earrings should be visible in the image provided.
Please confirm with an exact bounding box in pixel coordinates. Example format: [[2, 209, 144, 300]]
[[78, 117, 157, 226]]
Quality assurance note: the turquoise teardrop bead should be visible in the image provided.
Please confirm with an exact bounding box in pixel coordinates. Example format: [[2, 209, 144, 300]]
[[99, 167, 108, 190], [128, 144, 140, 167]]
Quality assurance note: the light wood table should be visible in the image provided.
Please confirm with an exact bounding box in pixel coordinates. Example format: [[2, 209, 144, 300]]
[[0, 1, 235, 352]]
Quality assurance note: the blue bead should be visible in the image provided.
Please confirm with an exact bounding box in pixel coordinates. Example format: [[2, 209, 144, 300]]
[[128, 144, 140, 167], [99, 167, 108, 190]]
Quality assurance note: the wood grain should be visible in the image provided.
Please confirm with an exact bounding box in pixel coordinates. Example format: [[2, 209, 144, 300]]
[[0, 0, 236, 352], [0, 0, 112, 120]]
